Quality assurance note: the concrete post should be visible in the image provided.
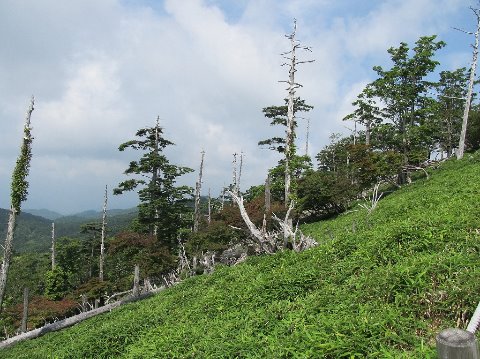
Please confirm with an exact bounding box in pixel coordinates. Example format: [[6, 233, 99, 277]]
[[437, 328, 479, 359]]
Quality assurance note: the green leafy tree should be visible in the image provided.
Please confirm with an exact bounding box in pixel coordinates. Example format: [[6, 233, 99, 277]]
[[297, 170, 355, 219], [467, 104, 480, 152], [302, 135, 404, 220], [106, 232, 176, 289], [44, 266, 71, 301], [114, 118, 193, 248], [343, 84, 383, 146], [371, 36, 445, 181], [431, 68, 468, 157], [316, 133, 351, 173]]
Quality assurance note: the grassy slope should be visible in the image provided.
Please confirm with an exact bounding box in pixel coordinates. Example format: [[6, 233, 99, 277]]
[[2, 154, 480, 358]]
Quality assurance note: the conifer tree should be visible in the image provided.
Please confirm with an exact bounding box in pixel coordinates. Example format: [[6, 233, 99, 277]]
[[114, 117, 193, 248]]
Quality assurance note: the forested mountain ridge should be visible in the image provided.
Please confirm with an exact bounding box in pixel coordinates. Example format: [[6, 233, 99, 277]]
[[0, 208, 138, 253], [2, 154, 479, 357], [22, 209, 63, 221]]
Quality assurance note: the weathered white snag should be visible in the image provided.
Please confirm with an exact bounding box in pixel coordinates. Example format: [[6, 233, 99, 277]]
[[228, 191, 317, 254], [280, 20, 314, 206], [51, 223, 55, 270], [457, 6, 480, 159], [99, 185, 108, 281], [193, 150, 205, 232]]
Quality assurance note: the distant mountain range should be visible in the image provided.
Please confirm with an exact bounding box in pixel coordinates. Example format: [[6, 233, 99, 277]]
[[22, 209, 63, 220], [0, 207, 138, 253], [23, 208, 138, 221]]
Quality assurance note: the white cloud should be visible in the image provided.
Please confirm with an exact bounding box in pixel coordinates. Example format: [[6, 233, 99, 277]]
[[0, 0, 472, 213]]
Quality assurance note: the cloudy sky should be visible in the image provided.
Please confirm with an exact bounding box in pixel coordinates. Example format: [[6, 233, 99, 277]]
[[0, 0, 474, 214]]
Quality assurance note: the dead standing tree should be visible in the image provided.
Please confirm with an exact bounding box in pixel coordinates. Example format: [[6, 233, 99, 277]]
[[228, 191, 317, 254], [99, 185, 108, 281], [232, 153, 238, 195], [193, 150, 205, 233], [51, 223, 55, 270], [207, 188, 212, 225], [280, 19, 314, 207], [0, 96, 35, 311], [456, 5, 480, 159]]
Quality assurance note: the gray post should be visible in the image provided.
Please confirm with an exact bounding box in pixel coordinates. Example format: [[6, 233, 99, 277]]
[[21, 287, 29, 333], [437, 328, 479, 359], [133, 265, 140, 297]]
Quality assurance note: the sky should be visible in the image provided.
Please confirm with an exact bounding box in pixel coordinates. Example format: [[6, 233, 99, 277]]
[[0, 0, 475, 214]]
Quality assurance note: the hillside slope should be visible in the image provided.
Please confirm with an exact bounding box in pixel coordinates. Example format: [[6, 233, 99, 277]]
[[2, 154, 480, 358]]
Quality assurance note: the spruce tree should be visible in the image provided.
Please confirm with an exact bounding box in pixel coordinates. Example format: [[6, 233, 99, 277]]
[[114, 117, 193, 248]]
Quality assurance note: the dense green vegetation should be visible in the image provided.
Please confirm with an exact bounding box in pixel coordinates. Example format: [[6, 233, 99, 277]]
[[2, 152, 479, 357]]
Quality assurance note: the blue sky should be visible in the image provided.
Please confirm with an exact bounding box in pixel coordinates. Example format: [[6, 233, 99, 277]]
[[0, 0, 475, 214]]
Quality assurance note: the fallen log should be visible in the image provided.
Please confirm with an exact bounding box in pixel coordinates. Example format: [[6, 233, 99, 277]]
[[0, 288, 164, 350]]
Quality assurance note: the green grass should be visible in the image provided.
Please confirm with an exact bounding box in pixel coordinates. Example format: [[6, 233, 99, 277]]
[[2, 153, 480, 358]]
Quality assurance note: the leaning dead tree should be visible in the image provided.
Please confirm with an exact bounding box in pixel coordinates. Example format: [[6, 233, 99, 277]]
[[280, 19, 314, 206], [99, 185, 108, 281], [193, 150, 205, 232], [0, 96, 35, 311], [228, 191, 317, 254], [456, 4, 480, 159]]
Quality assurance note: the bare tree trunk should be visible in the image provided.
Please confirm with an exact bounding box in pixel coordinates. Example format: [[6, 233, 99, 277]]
[[21, 288, 29, 333], [152, 116, 161, 236], [221, 185, 225, 210], [284, 33, 295, 207], [51, 223, 55, 270], [305, 118, 310, 156], [457, 7, 480, 159], [193, 150, 205, 232], [133, 265, 140, 297], [89, 236, 94, 279], [207, 188, 211, 225], [0, 208, 17, 311], [0, 97, 35, 311], [265, 174, 271, 214], [238, 151, 243, 193], [280, 20, 314, 206], [232, 153, 238, 195], [99, 185, 108, 281]]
